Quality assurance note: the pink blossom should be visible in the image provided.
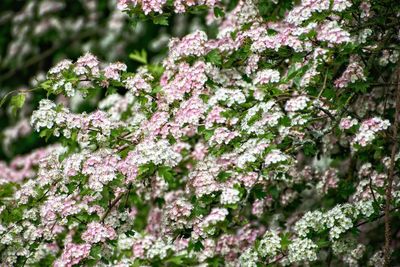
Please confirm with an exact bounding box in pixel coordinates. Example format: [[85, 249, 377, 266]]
[[254, 69, 280, 84], [162, 61, 208, 103], [192, 142, 208, 160], [54, 243, 91, 267], [339, 116, 358, 130], [209, 127, 239, 145], [104, 62, 127, 81], [317, 21, 351, 44], [82, 222, 117, 243], [335, 60, 366, 88], [205, 106, 226, 129], [236, 172, 258, 188]]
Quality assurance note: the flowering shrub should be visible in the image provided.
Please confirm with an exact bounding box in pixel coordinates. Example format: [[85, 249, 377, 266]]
[[0, 0, 202, 159], [1, 0, 400, 266]]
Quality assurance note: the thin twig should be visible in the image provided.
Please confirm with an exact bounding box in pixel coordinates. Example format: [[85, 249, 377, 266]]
[[266, 253, 287, 265], [369, 177, 379, 207], [101, 190, 128, 222], [355, 206, 400, 228], [317, 70, 328, 98], [124, 183, 133, 208], [314, 105, 335, 120]]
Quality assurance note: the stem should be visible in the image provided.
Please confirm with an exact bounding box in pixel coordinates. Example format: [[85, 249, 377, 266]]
[[369, 177, 378, 207], [124, 183, 133, 208], [267, 253, 286, 265], [314, 105, 335, 120], [355, 206, 400, 228], [101, 189, 129, 222], [317, 70, 328, 98], [383, 69, 400, 266]]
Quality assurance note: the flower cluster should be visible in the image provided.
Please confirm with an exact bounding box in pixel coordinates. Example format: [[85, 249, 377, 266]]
[[54, 243, 91, 267], [339, 116, 358, 130], [81, 222, 117, 244], [287, 238, 318, 263], [117, 0, 220, 14], [335, 59, 366, 88], [352, 117, 390, 147], [294, 200, 375, 240]]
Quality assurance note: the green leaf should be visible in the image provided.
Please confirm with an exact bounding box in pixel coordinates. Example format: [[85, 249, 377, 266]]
[[136, 163, 157, 180], [106, 87, 117, 95], [252, 184, 267, 199], [166, 255, 185, 265], [267, 28, 278, 35], [158, 166, 174, 182], [316, 239, 330, 248], [323, 87, 336, 99], [213, 7, 225, 18], [188, 240, 204, 252], [279, 116, 291, 127], [10, 93, 26, 115], [303, 142, 317, 156], [280, 233, 291, 250], [39, 129, 49, 138], [40, 80, 53, 91], [217, 171, 232, 182], [206, 49, 222, 66], [152, 85, 162, 94], [11, 93, 26, 108], [152, 14, 169, 25], [129, 49, 148, 64], [203, 129, 214, 141], [89, 244, 102, 260], [128, 13, 139, 28], [258, 1, 270, 17], [0, 93, 10, 108], [268, 185, 280, 199]]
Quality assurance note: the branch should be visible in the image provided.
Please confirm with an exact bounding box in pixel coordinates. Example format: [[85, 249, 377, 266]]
[[314, 105, 335, 120], [355, 206, 400, 228], [266, 253, 286, 266], [383, 68, 400, 267], [369, 177, 379, 207], [100, 188, 130, 222]]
